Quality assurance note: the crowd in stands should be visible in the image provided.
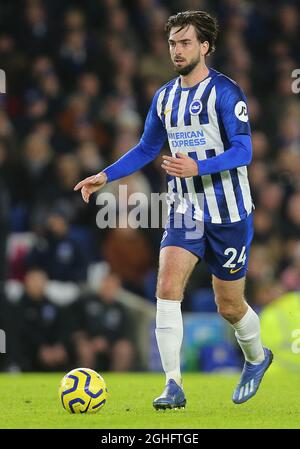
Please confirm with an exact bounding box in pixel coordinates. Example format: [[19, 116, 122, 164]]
[[0, 0, 299, 371]]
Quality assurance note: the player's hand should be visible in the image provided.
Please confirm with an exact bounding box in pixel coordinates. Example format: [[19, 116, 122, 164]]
[[74, 172, 107, 203], [161, 152, 199, 177]]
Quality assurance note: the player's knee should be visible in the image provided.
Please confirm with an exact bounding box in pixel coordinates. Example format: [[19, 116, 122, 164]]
[[217, 304, 237, 322], [156, 277, 183, 300], [216, 299, 244, 323]]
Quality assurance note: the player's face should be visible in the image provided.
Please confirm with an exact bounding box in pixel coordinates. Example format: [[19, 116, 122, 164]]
[[168, 25, 208, 76]]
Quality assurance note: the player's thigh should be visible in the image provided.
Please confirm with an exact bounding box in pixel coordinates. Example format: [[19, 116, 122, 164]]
[[156, 246, 198, 300]]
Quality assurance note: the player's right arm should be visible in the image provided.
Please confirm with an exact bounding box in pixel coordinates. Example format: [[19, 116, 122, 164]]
[[74, 90, 167, 203]]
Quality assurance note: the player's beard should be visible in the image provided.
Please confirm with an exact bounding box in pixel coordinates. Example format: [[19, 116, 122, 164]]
[[173, 55, 201, 76]]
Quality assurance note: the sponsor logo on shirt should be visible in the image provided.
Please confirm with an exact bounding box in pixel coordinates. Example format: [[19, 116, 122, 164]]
[[234, 101, 248, 122]]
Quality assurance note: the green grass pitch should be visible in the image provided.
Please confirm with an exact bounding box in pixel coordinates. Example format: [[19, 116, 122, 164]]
[[0, 367, 299, 429]]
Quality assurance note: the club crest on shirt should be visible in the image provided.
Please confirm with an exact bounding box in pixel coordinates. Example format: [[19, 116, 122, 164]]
[[189, 99, 203, 116], [234, 101, 248, 122]]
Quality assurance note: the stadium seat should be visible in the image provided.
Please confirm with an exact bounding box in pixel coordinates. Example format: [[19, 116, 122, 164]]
[[190, 288, 217, 312], [69, 226, 94, 262], [143, 269, 157, 303], [199, 342, 242, 373], [10, 205, 29, 232]]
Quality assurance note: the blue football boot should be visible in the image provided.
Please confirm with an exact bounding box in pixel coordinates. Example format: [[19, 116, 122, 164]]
[[232, 347, 273, 404], [153, 379, 186, 410]]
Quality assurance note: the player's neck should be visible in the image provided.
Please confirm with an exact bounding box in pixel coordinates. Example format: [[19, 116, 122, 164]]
[[180, 63, 209, 88]]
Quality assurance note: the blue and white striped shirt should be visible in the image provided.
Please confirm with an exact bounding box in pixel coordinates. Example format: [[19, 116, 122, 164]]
[[104, 68, 254, 224]]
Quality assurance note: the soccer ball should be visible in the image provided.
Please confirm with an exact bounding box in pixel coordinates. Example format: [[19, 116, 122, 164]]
[[59, 368, 108, 414]]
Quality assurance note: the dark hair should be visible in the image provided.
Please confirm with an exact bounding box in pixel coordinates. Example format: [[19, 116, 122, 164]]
[[165, 10, 219, 55]]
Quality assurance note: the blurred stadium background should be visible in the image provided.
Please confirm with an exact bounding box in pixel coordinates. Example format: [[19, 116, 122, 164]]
[[0, 0, 300, 375]]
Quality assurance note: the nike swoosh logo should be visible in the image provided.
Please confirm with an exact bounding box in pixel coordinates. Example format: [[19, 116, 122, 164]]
[[164, 108, 172, 116], [230, 266, 244, 274]]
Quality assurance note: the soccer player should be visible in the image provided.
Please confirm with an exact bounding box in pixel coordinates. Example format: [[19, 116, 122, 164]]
[[74, 10, 273, 409]]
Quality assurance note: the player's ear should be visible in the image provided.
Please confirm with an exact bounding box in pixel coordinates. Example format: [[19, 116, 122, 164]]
[[201, 41, 210, 56]]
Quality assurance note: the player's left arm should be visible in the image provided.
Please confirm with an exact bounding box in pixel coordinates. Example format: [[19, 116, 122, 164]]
[[161, 83, 252, 177], [74, 90, 167, 202]]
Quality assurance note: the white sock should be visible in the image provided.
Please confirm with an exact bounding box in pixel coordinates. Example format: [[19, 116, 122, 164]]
[[232, 305, 265, 364], [155, 298, 183, 386]]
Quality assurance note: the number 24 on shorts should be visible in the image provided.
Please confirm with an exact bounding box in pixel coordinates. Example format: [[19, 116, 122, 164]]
[[222, 246, 246, 274]]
